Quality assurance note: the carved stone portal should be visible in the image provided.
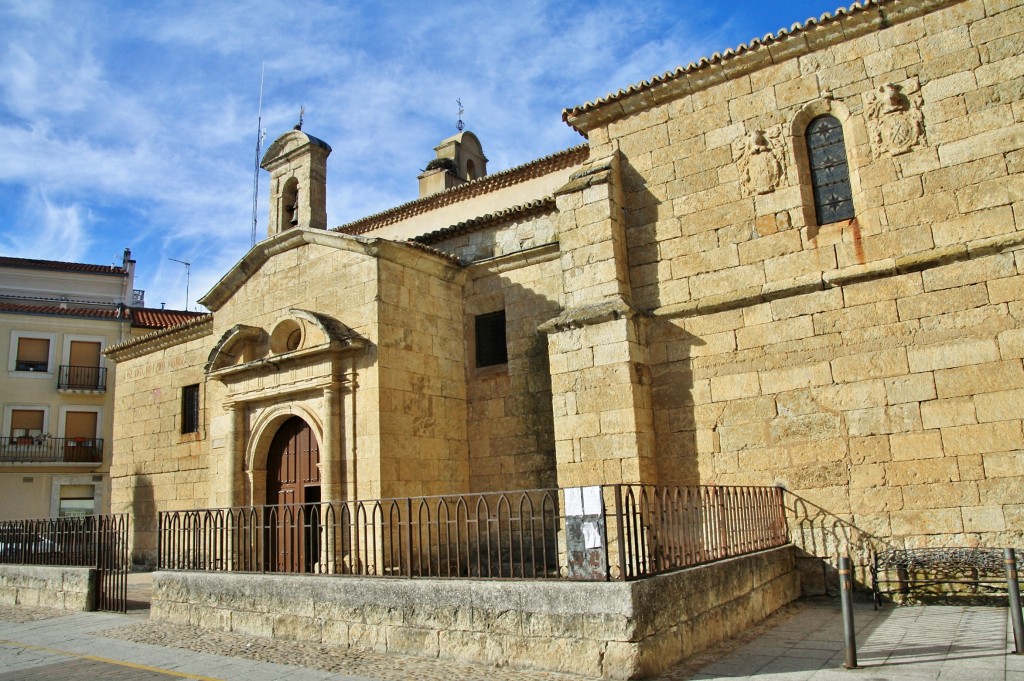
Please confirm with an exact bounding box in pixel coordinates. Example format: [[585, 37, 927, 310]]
[[735, 127, 786, 196], [864, 81, 925, 158]]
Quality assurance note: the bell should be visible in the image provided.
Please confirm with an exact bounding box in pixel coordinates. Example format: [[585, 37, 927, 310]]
[[289, 196, 299, 225]]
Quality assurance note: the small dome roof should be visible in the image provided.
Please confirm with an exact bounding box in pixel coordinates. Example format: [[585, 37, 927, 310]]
[[260, 130, 332, 168]]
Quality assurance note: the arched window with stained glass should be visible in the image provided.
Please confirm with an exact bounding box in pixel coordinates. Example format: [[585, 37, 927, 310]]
[[806, 115, 855, 225]]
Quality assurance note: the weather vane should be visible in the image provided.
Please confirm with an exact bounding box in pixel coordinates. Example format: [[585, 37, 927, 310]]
[[456, 98, 464, 132], [295, 105, 305, 131]]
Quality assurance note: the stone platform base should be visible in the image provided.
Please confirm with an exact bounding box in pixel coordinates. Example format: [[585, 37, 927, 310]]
[[0, 565, 96, 611], [151, 545, 799, 679]]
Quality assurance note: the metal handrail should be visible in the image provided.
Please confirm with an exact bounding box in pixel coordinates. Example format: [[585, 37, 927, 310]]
[[57, 365, 107, 391], [0, 437, 104, 463]]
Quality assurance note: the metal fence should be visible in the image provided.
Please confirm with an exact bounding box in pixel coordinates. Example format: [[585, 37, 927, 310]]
[[159, 489, 561, 578], [0, 514, 129, 612], [0, 436, 104, 463], [158, 485, 788, 581], [611, 484, 788, 579]]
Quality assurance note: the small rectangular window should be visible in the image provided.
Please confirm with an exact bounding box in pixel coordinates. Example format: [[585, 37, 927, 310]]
[[181, 384, 200, 434], [16, 337, 49, 372], [475, 310, 508, 368]]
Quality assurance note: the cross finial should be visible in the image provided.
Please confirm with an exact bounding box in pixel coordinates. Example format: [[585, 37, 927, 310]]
[[456, 98, 464, 132], [295, 105, 305, 131]]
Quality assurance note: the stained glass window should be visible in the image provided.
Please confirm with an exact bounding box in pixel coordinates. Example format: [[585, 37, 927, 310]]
[[806, 115, 855, 224]]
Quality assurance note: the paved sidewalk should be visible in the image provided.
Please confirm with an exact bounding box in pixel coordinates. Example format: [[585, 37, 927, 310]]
[[0, 600, 1020, 680]]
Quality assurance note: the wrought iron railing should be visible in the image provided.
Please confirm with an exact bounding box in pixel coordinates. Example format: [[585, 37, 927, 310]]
[[610, 484, 788, 580], [57, 365, 107, 391], [159, 489, 561, 578], [0, 437, 104, 463], [0, 514, 129, 612], [157, 485, 789, 580]]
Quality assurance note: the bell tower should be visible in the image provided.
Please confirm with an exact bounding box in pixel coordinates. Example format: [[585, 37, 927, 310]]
[[417, 131, 488, 198], [260, 128, 332, 237]]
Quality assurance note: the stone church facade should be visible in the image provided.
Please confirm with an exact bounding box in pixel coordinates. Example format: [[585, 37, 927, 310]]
[[108, 0, 1024, 566]]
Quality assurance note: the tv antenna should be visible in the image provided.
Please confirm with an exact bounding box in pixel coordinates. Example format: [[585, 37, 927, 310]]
[[456, 98, 464, 131], [250, 63, 267, 248], [168, 258, 191, 310]]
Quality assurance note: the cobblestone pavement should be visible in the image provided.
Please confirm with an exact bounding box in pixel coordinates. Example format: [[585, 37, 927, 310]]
[[0, 600, 1020, 680]]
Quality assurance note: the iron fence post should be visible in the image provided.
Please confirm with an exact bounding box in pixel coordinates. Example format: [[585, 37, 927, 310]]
[[839, 555, 859, 669], [156, 511, 162, 570], [613, 485, 626, 580], [405, 498, 413, 578], [1006, 548, 1024, 655]]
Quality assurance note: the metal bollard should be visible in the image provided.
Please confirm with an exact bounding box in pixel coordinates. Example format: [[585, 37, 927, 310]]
[[1006, 548, 1024, 655], [839, 555, 859, 669]]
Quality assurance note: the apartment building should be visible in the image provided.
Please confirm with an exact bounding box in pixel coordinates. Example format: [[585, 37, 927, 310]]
[[0, 250, 202, 519]]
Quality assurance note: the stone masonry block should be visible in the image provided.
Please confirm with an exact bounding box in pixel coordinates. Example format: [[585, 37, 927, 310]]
[[934, 360, 1024, 398], [889, 431, 944, 461], [831, 348, 909, 383], [974, 388, 1024, 422], [759, 362, 833, 395], [885, 374, 937, 404], [942, 420, 1024, 455], [846, 404, 922, 437], [907, 338, 1001, 372], [921, 397, 979, 429]]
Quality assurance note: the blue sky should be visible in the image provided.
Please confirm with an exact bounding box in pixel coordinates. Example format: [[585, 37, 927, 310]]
[[0, 0, 843, 311]]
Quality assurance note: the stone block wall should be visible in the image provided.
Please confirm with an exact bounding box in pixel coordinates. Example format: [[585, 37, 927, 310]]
[[376, 255, 469, 499], [109, 324, 213, 565], [564, 0, 1024, 552], [150, 545, 798, 679], [0, 565, 95, 611]]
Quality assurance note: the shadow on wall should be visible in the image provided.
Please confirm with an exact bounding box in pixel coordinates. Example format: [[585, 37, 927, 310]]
[[647, 318, 702, 488], [130, 468, 156, 569], [786, 491, 894, 596]]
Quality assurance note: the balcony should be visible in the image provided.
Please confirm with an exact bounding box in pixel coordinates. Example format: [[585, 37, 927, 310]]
[[57, 365, 107, 392], [0, 437, 104, 464]]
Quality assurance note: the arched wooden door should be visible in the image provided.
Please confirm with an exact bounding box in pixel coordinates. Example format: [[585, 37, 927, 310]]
[[265, 416, 321, 573]]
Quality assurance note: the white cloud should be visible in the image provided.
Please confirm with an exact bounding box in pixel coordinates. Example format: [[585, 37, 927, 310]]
[[0, 191, 91, 262], [0, 0, 844, 309]]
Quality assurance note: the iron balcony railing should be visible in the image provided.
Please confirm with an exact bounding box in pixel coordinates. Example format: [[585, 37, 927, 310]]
[[0, 514, 130, 612], [157, 484, 788, 580], [57, 365, 107, 391], [0, 436, 104, 464]]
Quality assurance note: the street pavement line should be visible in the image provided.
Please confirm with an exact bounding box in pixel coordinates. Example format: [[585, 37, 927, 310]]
[[0, 638, 223, 680]]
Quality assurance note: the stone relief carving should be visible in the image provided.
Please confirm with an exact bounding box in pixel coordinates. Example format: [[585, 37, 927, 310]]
[[734, 127, 787, 196], [864, 80, 925, 158]]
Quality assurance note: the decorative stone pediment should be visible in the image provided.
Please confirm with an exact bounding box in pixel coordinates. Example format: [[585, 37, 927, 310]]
[[205, 310, 367, 402]]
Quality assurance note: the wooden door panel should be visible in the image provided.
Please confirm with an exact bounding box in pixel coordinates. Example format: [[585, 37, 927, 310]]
[[265, 417, 320, 572]]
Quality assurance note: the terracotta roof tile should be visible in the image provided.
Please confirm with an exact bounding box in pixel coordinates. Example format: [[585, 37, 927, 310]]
[[130, 307, 208, 329], [562, 0, 893, 131], [0, 301, 123, 319], [412, 198, 556, 245], [336, 145, 588, 236], [0, 256, 127, 276]]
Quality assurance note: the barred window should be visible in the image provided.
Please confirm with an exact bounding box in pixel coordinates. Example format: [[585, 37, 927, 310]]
[[181, 384, 200, 434], [474, 310, 507, 368], [806, 115, 855, 225]]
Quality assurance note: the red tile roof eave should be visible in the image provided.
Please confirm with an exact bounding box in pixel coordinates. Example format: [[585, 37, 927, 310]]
[[0, 302, 126, 320], [130, 308, 209, 329], [0, 256, 127, 276], [335, 145, 588, 236], [561, 0, 894, 131]]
